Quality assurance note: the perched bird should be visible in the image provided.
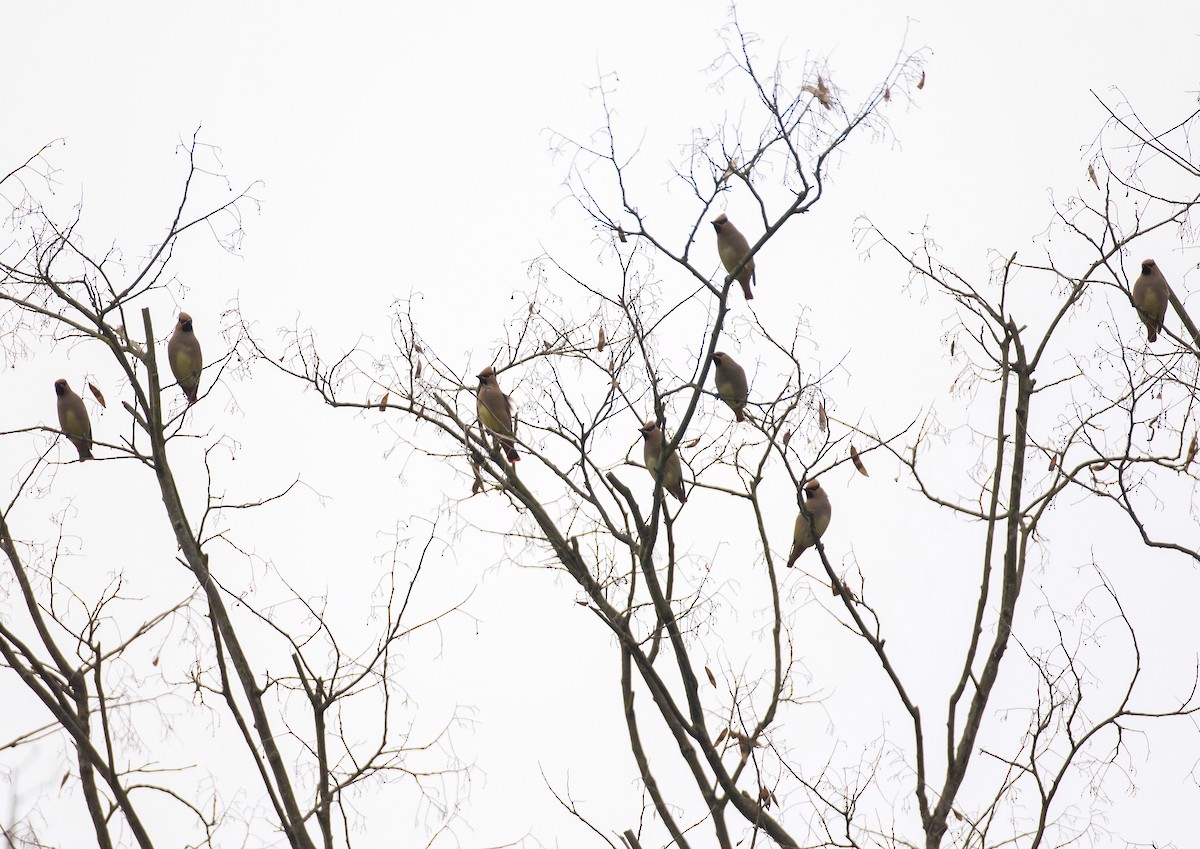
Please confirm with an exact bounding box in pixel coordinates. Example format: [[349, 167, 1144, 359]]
[[786, 480, 831, 567], [476, 366, 520, 463], [639, 420, 687, 503], [1132, 259, 1170, 344], [55, 379, 93, 461], [712, 214, 756, 300], [711, 351, 749, 423], [168, 312, 203, 404]]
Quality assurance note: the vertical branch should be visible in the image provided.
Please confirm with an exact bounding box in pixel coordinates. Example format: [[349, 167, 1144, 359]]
[[293, 654, 335, 849], [68, 669, 115, 849], [620, 646, 693, 849], [0, 515, 152, 849], [138, 308, 318, 849], [928, 325, 1033, 848], [946, 334, 1012, 765]]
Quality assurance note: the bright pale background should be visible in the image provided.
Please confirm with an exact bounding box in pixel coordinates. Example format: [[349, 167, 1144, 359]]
[[2, 2, 1198, 846]]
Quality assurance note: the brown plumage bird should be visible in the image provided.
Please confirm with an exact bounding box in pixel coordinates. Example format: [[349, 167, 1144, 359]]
[[711, 351, 749, 423], [1132, 259, 1170, 344], [712, 214, 756, 300], [55, 379, 93, 461], [787, 480, 831, 567], [476, 366, 520, 463], [168, 312, 203, 404], [639, 420, 686, 503]]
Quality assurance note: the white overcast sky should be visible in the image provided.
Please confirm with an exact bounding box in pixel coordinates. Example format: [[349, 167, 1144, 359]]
[[3, 2, 1200, 847]]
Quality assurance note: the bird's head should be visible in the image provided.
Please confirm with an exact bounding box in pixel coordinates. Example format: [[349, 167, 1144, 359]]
[[711, 352, 727, 366], [477, 366, 496, 386], [54, 379, 68, 397], [1141, 259, 1157, 275], [638, 420, 658, 440], [803, 479, 822, 500], [711, 213, 728, 233], [178, 312, 193, 332]]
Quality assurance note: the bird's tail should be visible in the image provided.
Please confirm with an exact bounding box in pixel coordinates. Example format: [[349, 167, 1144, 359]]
[[503, 440, 520, 463]]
